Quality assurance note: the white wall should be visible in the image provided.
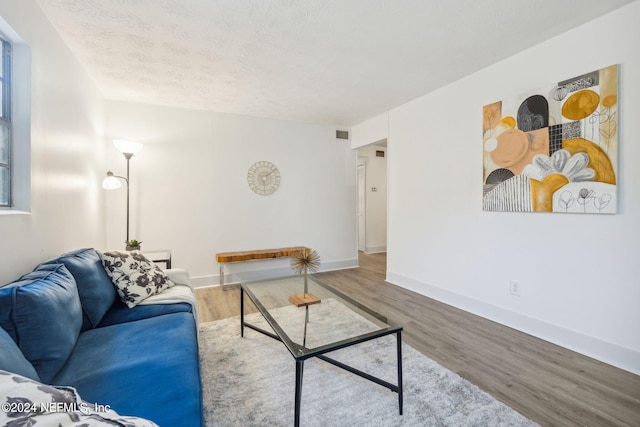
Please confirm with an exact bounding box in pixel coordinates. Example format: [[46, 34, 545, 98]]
[[0, 2, 106, 284], [385, 2, 640, 374], [105, 101, 358, 285], [357, 145, 387, 253]]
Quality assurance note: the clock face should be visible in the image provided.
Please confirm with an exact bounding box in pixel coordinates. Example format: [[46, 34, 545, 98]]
[[247, 161, 281, 195]]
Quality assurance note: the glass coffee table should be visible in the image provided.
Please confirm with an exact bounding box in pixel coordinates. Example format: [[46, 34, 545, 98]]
[[240, 274, 403, 427]]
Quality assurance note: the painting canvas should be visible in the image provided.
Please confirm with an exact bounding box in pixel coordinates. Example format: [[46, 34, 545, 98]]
[[482, 64, 618, 214]]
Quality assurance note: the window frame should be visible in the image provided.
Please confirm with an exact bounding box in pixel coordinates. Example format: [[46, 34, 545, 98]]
[[0, 14, 30, 215], [0, 36, 12, 207]]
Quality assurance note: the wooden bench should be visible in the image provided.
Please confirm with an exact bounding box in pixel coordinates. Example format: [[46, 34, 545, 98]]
[[216, 246, 309, 289]]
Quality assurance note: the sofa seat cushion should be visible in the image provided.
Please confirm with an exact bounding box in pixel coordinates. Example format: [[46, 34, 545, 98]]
[[0, 327, 39, 381], [52, 312, 203, 427], [0, 264, 82, 383], [97, 300, 193, 328], [99, 251, 175, 307], [41, 248, 118, 331]]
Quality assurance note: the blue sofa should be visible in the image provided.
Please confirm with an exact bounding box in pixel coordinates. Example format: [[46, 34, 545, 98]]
[[0, 248, 203, 426]]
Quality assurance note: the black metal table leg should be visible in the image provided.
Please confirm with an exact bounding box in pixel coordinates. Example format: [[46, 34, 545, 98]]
[[295, 360, 304, 427], [240, 287, 245, 337], [397, 330, 403, 415]]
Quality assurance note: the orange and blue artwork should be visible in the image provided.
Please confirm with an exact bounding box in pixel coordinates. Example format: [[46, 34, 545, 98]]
[[482, 64, 618, 214]]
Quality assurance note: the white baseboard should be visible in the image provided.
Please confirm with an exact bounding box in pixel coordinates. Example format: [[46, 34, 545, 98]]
[[190, 258, 359, 289], [386, 271, 640, 376], [190, 276, 218, 288], [364, 245, 387, 254]]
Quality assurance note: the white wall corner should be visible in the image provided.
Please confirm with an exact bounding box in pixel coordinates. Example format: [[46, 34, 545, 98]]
[[351, 112, 389, 149]]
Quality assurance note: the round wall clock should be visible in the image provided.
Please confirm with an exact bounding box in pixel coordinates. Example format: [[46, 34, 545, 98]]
[[247, 161, 281, 195]]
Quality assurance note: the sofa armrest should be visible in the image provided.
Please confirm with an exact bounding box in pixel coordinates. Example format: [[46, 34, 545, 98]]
[[141, 269, 198, 323], [164, 268, 193, 289]]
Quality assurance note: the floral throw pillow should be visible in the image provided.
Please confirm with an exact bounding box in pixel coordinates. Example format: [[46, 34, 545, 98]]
[[0, 370, 159, 426], [98, 251, 175, 308]]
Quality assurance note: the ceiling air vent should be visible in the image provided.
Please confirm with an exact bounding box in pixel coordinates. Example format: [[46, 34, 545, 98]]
[[336, 130, 349, 140]]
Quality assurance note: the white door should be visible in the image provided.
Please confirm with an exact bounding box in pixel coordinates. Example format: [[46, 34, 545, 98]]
[[357, 163, 366, 252]]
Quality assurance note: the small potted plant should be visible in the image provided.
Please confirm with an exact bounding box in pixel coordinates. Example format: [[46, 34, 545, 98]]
[[125, 239, 142, 251]]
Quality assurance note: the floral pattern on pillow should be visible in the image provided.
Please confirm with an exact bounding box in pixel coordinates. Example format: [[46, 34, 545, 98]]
[[98, 251, 175, 308], [0, 370, 159, 426]]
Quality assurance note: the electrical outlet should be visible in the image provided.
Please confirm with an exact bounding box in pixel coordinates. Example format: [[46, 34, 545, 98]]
[[509, 281, 521, 297]]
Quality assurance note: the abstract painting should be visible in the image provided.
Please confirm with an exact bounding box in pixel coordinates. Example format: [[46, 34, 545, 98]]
[[482, 64, 618, 214]]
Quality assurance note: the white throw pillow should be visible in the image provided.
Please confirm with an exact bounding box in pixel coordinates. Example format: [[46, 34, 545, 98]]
[[0, 369, 159, 426], [98, 251, 175, 308]]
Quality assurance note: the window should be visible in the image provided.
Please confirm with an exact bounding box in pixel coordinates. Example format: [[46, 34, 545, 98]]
[[0, 37, 11, 207], [0, 15, 30, 214]]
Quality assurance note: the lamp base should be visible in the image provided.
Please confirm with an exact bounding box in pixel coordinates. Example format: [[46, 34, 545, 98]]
[[288, 293, 321, 307]]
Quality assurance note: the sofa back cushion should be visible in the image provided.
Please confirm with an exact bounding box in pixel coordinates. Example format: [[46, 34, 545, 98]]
[[0, 326, 39, 381], [40, 248, 117, 331], [0, 264, 82, 383]]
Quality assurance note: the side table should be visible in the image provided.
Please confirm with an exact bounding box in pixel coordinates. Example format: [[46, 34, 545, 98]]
[[145, 249, 172, 269]]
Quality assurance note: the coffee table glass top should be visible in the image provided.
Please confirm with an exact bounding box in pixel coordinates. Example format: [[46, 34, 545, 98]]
[[241, 275, 401, 359]]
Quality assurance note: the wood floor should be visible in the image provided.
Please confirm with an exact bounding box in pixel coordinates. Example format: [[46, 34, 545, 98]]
[[195, 252, 640, 427]]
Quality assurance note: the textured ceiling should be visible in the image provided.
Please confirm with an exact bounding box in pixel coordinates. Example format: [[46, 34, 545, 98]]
[[35, 0, 632, 126]]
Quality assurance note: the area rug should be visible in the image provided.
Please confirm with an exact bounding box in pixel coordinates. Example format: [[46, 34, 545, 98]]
[[198, 302, 538, 426]]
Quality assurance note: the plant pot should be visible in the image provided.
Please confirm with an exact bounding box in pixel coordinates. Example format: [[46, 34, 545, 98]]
[[126, 245, 140, 251]]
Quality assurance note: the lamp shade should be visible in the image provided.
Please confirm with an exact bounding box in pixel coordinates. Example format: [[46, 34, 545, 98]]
[[113, 139, 143, 155], [102, 172, 122, 190]]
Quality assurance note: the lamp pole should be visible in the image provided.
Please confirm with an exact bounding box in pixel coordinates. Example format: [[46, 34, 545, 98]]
[[124, 153, 133, 243]]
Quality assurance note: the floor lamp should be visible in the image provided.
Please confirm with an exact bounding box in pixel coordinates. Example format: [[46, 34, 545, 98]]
[[103, 139, 143, 247]]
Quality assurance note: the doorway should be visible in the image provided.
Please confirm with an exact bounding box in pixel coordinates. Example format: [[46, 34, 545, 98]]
[[358, 163, 366, 251], [356, 141, 387, 256]]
